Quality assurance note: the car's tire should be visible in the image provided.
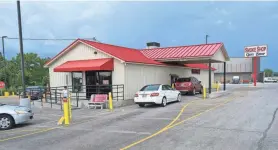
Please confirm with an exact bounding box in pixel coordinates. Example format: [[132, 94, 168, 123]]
[[0, 114, 15, 130], [161, 97, 167, 107], [177, 94, 181, 102], [138, 104, 145, 107]]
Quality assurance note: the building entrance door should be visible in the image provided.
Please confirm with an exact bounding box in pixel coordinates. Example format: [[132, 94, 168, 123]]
[[85, 71, 98, 98]]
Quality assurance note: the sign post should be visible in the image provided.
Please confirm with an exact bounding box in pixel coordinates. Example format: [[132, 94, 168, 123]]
[[244, 45, 268, 86]]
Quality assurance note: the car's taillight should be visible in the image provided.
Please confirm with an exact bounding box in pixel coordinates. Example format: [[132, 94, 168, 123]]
[[150, 93, 159, 97], [135, 94, 138, 97]]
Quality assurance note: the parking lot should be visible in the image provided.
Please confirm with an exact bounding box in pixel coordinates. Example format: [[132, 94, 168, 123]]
[[1, 83, 278, 150]]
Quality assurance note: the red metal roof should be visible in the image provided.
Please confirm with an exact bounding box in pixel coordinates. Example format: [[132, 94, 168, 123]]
[[45, 39, 221, 71], [185, 64, 216, 71], [141, 43, 223, 60], [53, 58, 114, 72], [80, 39, 163, 65]]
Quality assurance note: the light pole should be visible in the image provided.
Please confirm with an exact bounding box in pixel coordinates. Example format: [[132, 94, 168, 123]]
[[1, 36, 8, 86], [17, 0, 27, 98]]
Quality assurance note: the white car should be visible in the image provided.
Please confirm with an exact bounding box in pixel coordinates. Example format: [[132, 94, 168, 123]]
[[0, 103, 33, 130], [134, 84, 181, 107], [264, 77, 277, 83]]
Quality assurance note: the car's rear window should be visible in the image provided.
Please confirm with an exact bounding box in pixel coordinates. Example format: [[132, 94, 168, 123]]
[[176, 78, 191, 82], [140, 85, 160, 91]]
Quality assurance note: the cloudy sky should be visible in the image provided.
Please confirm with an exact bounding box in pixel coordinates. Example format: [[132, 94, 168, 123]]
[[0, 1, 278, 71]]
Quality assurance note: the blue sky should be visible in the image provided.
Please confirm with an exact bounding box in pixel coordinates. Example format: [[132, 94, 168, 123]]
[[0, 1, 278, 71]]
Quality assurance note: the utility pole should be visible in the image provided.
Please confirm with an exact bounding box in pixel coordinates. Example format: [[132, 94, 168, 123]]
[[1, 36, 7, 86], [17, 0, 27, 98], [206, 35, 209, 44]]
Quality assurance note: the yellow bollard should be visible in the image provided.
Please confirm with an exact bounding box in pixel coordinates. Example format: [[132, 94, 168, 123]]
[[68, 93, 72, 121], [108, 92, 113, 110], [63, 98, 70, 125], [57, 116, 65, 125], [217, 83, 220, 92], [12, 92, 15, 96], [203, 85, 206, 99], [4, 92, 9, 97]]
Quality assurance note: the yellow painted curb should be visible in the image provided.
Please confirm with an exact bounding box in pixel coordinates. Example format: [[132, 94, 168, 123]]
[[0, 96, 18, 98]]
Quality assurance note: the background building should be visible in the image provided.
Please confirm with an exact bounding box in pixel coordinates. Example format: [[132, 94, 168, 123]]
[[273, 72, 278, 80], [212, 57, 261, 83]]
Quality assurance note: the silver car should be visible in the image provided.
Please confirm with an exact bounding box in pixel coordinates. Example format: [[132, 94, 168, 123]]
[[0, 103, 34, 130]]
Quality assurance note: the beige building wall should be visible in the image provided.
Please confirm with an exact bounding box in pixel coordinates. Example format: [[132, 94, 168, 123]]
[[124, 64, 214, 99]]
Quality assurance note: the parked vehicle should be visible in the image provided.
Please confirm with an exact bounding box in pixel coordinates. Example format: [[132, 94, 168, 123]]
[[0, 103, 33, 130], [232, 76, 240, 84], [264, 77, 278, 83], [134, 84, 181, 107], [174, 77, 203, 95], [26, 86, 45, 100]]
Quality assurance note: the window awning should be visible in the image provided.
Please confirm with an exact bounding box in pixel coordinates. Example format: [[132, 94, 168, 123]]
[[53, 58, 114, 72]]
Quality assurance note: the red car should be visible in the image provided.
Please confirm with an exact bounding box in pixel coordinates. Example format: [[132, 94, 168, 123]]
[[174, 77, 203, 95]]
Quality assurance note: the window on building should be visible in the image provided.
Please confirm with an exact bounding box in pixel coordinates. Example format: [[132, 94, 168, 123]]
[[98, 72, 112, 85], [191, 69, 200, 74], [72, 72, 83, 92], [98, 72, 112, 93]]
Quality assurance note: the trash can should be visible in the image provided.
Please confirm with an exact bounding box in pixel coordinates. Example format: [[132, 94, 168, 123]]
[[20, 98, 31, 109], [4, 92, 9, 97]]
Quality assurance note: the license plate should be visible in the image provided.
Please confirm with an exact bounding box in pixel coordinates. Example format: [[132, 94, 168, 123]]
[[142, 94, 147, 98]]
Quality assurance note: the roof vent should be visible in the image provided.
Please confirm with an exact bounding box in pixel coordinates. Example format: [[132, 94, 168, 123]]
[[146, 42, 160, 49]]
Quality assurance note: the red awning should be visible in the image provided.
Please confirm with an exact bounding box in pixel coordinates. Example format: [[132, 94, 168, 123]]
[[54, 58, 114, 72]]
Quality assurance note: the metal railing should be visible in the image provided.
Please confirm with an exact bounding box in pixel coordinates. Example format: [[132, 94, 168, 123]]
[[17, 84, 124, 109]]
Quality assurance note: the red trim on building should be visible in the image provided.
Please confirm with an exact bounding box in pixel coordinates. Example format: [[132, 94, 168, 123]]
[[53, 58, 114, 72]]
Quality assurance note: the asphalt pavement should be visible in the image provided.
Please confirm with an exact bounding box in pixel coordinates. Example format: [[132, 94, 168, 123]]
[[1, 83, 278, 150]]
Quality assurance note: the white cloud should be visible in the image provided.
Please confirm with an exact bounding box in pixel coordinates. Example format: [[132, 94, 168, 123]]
[[25, 14, 43, 25], [0, 1, 118, 39], [227, 21, 236, 30], [215, 8, 230, 16], [215, 19, 224, 25], [171, 39, 177, 43], [0, 1, 119, 56], [220, 9, 230, 15]]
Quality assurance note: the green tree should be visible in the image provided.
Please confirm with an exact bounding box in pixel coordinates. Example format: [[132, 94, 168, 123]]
[[264, 68, 273, 77], [0, 53, 50, 88]]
